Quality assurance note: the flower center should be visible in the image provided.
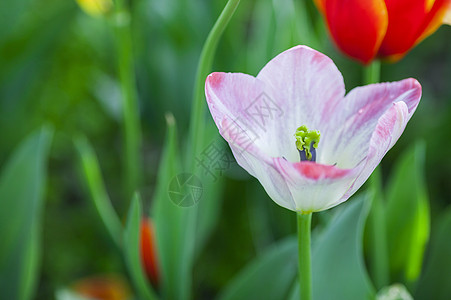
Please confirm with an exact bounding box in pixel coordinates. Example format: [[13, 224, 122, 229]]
[[294, 125, 320, 162]]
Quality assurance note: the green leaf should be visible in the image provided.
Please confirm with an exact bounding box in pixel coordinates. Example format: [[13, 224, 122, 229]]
[[217, 237, 298, 300], [293, 0, 322, 50], [151, 113, 196, 300], [195, 173, 224, 254], [271, 0, 298, 54], [414, 207, 451, 300], [74, 135, 123, 247], [245, 0, 276, 74], [0, 2, 75, 108], [218, 195, 375, 300], [123, 194, 158, 300], [312, 195, 375, 299], [0, 0, 33, 40], [385, 141, 430, 283], [289, 195, 376, 300], [194, 121, 226, 255], [0, 126, 53, 300]]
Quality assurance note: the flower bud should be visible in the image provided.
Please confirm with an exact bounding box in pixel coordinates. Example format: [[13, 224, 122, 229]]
[[75, 0, 113, 17], [140, 218, 159, 286], [315, 0, 451, 64]]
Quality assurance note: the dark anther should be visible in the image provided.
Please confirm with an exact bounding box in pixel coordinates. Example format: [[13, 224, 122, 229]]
[[298, 143, 316, 162]]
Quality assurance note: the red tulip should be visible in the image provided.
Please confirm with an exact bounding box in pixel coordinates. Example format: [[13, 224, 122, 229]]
[[315, 0, 451, 64], [140, 218, 159, 286]]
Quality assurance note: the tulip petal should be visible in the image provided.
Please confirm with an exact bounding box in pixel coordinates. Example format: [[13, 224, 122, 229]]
[[256, 45, 346, 161], [208, 46, 346, 163], [307, 79, 420, 211], [322, 78, 421, 169], [273, 158, 360, 212], [230, 145, 297, 211], [379, 0, 450, 59], [417, 0, 451, 40], [140, 219, 159, 286], [340, 101, 410, 204], [322, 0, 388, 64], [219, 117, 297, 210], [333, 80, 421, 204], [205, 72, 278, 156], [378, 0, 428, 57], [205, 72, 297, 210]]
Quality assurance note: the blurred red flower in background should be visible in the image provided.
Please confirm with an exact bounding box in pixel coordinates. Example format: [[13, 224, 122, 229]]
[[72, 275, 131, 300], [140, 218, 159, 287], [315, 0, 451, 64]]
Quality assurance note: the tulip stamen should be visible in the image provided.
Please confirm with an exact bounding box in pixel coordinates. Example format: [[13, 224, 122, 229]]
[[294, 125, 320, 162]]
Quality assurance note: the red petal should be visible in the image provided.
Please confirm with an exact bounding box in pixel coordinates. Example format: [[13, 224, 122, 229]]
[[414, 0, 451, 44], [292, 161, 352, 180], [323, 0, 388, 64], [379, 0, 450, 59], [140, 219, 159, 287]]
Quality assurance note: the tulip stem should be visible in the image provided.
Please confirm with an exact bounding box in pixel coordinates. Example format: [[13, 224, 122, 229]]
[[297, 212, 312, 300], [113, 0, 142, 199], [367, 167, 390, 289], [188, 0, 241, 171], [363, 60, 389, 288], [363, 60, 381, 84]]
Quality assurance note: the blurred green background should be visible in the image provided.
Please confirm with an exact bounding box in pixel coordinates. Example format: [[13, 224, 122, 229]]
[[0, 0, 450, 299]]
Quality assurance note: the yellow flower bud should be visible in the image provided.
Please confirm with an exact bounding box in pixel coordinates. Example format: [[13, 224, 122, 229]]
[[76, 0, 113, 17]]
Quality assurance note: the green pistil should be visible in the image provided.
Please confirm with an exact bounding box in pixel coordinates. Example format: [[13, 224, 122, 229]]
[[294, 125, 320, 161]]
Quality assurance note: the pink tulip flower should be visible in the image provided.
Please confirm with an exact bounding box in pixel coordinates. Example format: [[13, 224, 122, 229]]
[[205, 45, 421, 213]]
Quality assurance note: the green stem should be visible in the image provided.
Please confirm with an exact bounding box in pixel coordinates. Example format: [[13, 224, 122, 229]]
[[297, 212, 312, 300], [367, 167, 390, 289], [113, 0, 142, 199], [363, 60, 381, 85], [187, 0, 241, 171], [363, 60, 389, 288]]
